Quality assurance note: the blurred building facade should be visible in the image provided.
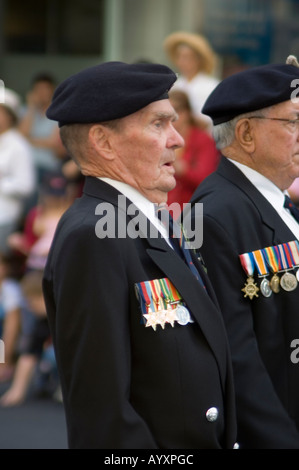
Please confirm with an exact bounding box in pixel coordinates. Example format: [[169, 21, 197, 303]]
[[0, 0, 299, 96]]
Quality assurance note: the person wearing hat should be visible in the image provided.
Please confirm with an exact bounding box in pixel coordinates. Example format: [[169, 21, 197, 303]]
[[164, 31, 219, 131], [0, 88, 35, 253], [186, 56, 299, 448], [42, 61, 237, 449]]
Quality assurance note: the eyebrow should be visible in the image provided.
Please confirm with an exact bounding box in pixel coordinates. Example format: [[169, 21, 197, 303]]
[[154, 111, 179, 122]]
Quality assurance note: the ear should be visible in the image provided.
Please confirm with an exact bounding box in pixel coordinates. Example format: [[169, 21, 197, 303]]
[[88, 124, 115, 160], [235, 118, 256, 153]]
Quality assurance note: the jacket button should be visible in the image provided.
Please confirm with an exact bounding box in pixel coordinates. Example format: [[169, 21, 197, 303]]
[[206, 407, 219, 422]]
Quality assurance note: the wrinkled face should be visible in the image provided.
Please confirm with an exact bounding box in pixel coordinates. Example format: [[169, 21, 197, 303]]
[[109, 99, 185, 203], [249, 100, 299, 190]]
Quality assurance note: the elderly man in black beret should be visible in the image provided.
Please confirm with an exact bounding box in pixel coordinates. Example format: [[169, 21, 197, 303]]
[[187, 56, 299, 448], [42, 61, 237, 449]]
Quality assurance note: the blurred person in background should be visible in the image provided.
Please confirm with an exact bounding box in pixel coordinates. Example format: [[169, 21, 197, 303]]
[[0, 252, 24, 383], [0, 88, 35, 253], [18, 73, 67, 195], [164, 31, 219, 132], [167, 89, 219, 210], [25, 171, 73, 271], [0, 269, 53, 407]]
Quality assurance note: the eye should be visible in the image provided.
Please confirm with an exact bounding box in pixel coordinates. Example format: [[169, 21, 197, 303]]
[[286, 119, 299, 131], [154, 120, 163, 129]]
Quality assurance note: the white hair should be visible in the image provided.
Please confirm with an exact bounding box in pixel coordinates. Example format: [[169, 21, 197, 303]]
[[212, 107, 272, 150]]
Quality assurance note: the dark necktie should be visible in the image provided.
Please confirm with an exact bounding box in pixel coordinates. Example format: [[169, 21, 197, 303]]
[[284, 195, 299, 223], [155, 204, 206, 288]]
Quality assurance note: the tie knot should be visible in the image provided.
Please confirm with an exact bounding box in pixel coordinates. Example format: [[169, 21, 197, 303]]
[[284, 195, 294, 209], [284, 194, 299, 223]]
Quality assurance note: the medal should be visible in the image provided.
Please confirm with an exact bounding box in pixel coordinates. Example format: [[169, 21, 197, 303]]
[[239, 252, 259, 299], [277, 244, 298, 292], [262, 246, 280, 293], [151, 279, 169, 329], [280, 272, 297, 291], [288, 240, 299, 283], [241, 276, 260, 299], [270, 274, 280, 293], [163, 278, 194, 325], [260, 278, 272, 297], [176, 305, 193, 325], [280, 271, 298, 291], [252, 249, 272, 298], [135, 277, 194, 330]]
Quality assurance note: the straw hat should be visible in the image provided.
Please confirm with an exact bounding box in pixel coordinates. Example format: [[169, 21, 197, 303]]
[[163, 31, 217, 75]]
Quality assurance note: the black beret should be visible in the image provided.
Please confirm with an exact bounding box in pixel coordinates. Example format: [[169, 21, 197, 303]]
[[202, 63, 299, 125], [46, 61, 177, 127]]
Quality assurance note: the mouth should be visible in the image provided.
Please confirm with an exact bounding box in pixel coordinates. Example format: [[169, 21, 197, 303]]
[[162, 161, 175, 173]]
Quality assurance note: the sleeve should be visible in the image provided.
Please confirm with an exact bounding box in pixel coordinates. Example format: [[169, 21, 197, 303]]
[[200, 215, 299, 449], [2, 280, 24, 313], [43, 224, 157, 449], [0, 139, 35, 197]]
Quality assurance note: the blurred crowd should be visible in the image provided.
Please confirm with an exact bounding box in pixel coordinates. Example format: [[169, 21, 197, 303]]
[[0, 72, 83, 406]]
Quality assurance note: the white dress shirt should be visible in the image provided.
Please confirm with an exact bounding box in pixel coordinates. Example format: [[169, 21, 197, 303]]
[[229, 159, 299, 240], [98, 177, 172, 245], [0, 129, 35, 225]]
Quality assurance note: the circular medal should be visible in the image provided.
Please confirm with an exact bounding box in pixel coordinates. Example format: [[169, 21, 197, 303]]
[[270, 274, 280, 294], [297, 270, 299, 282], [176, 305, 193, 325], [280, 271, 298, 292], [260, 278, 272, 297]]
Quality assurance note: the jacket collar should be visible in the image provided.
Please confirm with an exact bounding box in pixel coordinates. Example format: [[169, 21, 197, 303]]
[[217, 158, 295, 243]]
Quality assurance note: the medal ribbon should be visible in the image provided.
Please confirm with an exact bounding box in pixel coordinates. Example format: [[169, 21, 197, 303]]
[[277, 244, 289, 271], [164, 278, 182, 304], [273, 245, 283, 271], [277, 243, 294, 271], [262, 246, 279, 274], [282, 242, 296, 268], [136, 281, 154, 314], [252, 249, 269, 276], [150, 279, 162, 310], [239, 252, 255, 277], [288, 241, 299, 267]]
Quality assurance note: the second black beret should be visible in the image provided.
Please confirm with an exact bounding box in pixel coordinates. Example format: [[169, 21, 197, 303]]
[[46, 61, 177, 127], [202, 62, 299, 125]]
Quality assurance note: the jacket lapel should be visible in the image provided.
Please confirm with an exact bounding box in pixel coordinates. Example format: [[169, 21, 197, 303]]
[[218, 158, 296, 243]]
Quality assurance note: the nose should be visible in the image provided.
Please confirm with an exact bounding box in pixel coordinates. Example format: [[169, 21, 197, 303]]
[[168, 124, 185, 149]]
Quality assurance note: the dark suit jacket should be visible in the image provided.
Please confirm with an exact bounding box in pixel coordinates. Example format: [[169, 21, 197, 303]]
[[43, 176, 237, 449], [188, 157, 299, 449]]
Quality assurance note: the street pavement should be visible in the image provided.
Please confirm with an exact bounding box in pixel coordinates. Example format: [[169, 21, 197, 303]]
[[0, 382, 68, 449]]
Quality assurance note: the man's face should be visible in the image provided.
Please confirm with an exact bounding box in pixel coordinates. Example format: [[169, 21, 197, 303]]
[[250, 100, 299, 190], [108, 99, 184, 203]]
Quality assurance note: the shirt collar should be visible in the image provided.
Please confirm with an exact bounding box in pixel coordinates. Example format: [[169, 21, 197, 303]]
[[98, 177, 156, 220], [228, 159, 286, 211]]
